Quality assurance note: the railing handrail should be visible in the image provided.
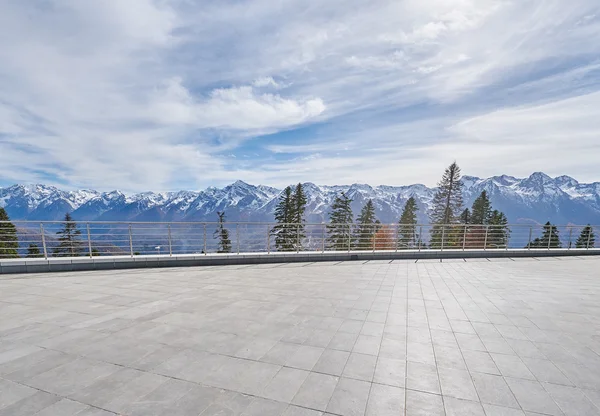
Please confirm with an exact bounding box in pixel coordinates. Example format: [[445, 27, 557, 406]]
[[1, 220, 598, 227], [0, 220, 596, 260]]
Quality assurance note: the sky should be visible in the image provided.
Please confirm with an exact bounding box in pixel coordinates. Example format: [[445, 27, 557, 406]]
[[1, 0, 599, 192]]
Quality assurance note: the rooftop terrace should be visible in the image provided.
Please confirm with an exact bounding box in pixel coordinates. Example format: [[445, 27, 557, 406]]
[[1, 257, 599, 415]]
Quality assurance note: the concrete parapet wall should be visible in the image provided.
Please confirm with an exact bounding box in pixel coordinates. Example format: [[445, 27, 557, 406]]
[[1, 249, 599, 274]]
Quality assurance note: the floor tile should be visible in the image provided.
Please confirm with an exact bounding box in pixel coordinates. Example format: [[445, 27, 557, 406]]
[[405, 390, 444, 416], [471, 373, 519, 408], [292, 373, 339, 411], [444, 397, 485, 416], [406, 361, 440, 394], [373, 356, 406, 387], [261, 367, 310, 403], [343, 353, 377, 382], [438, 366, 478, 401], [313, 349, 350, 376], [365, 383, 405, 416], [504, 377, 563, 415], [326, 377, 370, 416]]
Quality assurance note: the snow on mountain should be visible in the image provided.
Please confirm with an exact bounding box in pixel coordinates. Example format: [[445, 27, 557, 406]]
[[1, 172, 600, 224]]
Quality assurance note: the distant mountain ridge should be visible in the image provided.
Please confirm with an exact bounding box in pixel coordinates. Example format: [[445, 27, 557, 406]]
[[1, 172, 599, 225]]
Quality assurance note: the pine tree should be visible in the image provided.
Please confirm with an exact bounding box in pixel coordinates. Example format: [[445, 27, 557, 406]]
[[527, 222, 561, 248], [26, 243, 42, 258], [327, 192, 353, 251], [429, 162, 464, 248], [488, 210, 510, 248], [214, 211, 232, 253], [354, 199, 377, 250], [575, 225, 595, 248], [271, 187, 294, 251], [460, 208, 471, 224], [290, 183, 307, 251], [462, 190, 491, 248], [398, 197, 419, 249], [53, 213, 83, 257], [0, 207, 19, 258], [470, 191, 492, 225], [542, 222, 561, 248]]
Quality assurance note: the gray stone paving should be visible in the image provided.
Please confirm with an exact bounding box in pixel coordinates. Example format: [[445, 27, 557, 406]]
[[0, 257, 599, 415]]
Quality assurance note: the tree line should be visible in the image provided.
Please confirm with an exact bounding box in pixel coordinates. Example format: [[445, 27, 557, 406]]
[[0, 164, 597, 257], [265, 162, 596, 251], [0, 210, 94, 258]]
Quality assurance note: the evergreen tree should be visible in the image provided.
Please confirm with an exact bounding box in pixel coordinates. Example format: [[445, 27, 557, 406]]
[[398, 197, 419, 249], [271, 187, 295, 251], [91, 248, 101, 257], [327, 192, 353, 251], [463, 190, 492, 248], [460, 208, 471, 224], [354, 199, 377, 250], [26, 243, 42, 258], [429, 162, 464, 248], [53, 213, 83, 257], [470, 191, 492, 225], [290, 183, 308, 251], [527, 222, 561, 248], [0, 207, 19, 258], [488, 210, 510, 248], [214, 211, 232, 253], [575, 225, 595, 248]]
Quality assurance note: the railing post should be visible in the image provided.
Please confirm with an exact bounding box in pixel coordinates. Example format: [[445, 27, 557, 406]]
[[440, 225, 446, 251], [587, 226, 593, 249], [484, 225, 489, 250], [528, 226, 533, 250], [322, 223, 326, 253], [237, 223, 240, 255], [40, 223, 48, 259], [547, 228, 552, 250], [418, 226, 423, 252], [296, 224, 300, 253], [568, 227, 573, 250], [128, 224, 134, 257], [348, 224, 351, 252], [462, 224, 467, 251], [267, 225, 270, 254], [395, 224, 399, 252], [168, 223, 172, 256], [203, 223, 207, 255], [87, 223, 93, 258]]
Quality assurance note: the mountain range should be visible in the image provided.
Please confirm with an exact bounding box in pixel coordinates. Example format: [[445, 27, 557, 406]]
[[1, 172, 599, 225]]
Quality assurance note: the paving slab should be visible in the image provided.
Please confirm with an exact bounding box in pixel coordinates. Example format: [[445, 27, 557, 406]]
[[0, 257, 599, 415]]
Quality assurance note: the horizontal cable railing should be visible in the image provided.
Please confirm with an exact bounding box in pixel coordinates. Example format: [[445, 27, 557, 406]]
[[0, 221, 597, 259]]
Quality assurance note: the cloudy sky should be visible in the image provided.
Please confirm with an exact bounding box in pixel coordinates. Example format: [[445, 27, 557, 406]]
[[1, 0, 599, 191]]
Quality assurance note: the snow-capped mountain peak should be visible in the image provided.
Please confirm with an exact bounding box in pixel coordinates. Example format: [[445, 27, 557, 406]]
[[1, 173, 599, 224]]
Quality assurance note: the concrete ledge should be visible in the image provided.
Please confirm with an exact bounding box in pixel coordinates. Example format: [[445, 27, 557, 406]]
[[1, 249, 599, 274]]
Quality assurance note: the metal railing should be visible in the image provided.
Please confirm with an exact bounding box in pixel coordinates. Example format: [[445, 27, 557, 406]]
[[0, 221, 596, 259]]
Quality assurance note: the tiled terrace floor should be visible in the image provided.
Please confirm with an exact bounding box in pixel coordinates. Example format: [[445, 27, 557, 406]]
[[1, 257, 600, 416]]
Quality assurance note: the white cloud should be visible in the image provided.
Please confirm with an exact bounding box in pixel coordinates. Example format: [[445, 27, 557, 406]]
[[346, 52, 407, 70], [1, 0, 599, 191], [267, 143, 349, 154], [198, 86, 325, 130], [253, 77, 280, 88], [446, 91, 600, 181], [150, 78, 325, 130], [253, 91, 600, 187]]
